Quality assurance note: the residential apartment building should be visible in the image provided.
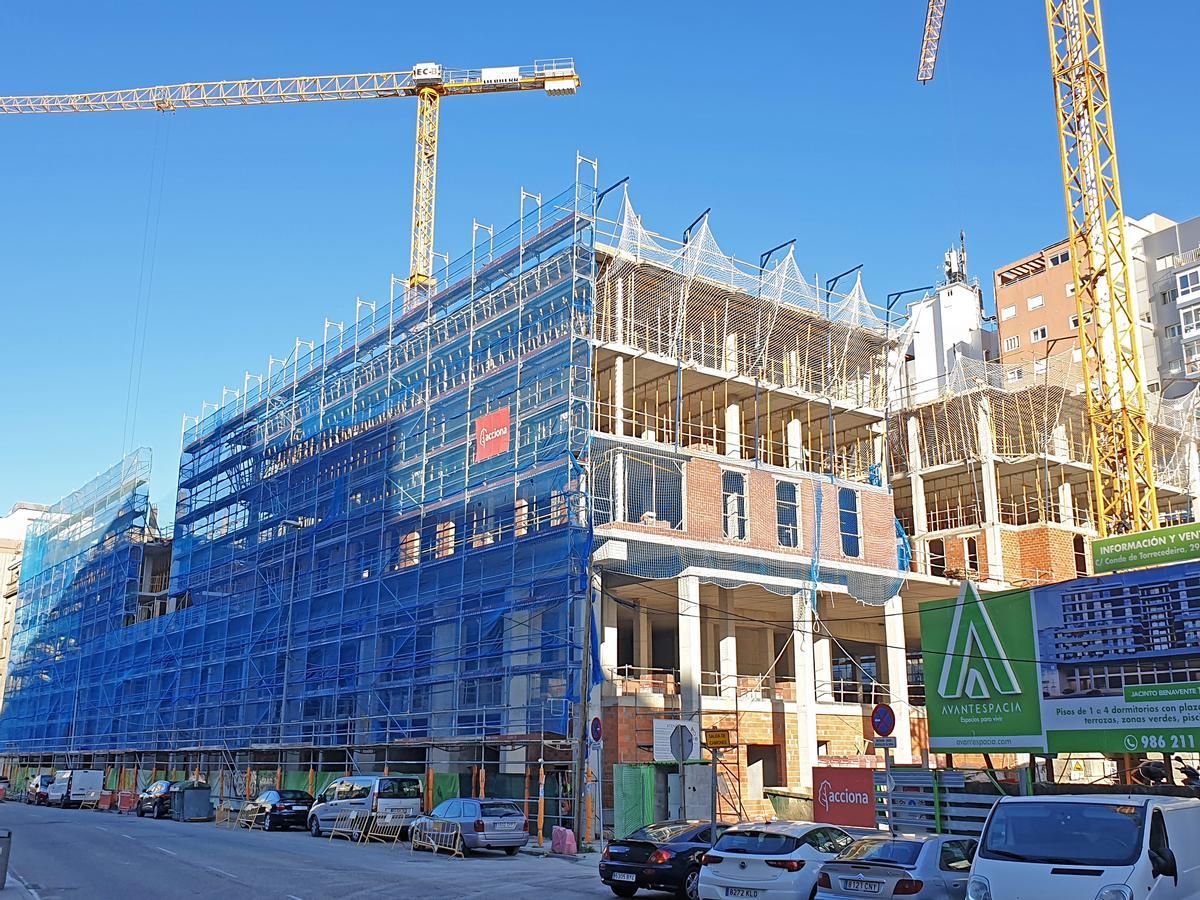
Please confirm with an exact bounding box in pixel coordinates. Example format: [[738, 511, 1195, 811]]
[[1140, 215, 1200, 390], [0, 503, 49, 716], [993, 214, 1174, 384]]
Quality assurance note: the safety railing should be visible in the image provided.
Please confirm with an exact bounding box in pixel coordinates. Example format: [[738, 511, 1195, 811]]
[[410, 818, 465, 858]]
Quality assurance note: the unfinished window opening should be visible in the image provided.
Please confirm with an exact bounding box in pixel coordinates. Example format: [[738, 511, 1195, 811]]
[[722, 471, 747, 540], [399, 531, 420, 567], [929, 538, 946, 578], [964, 536, 979, 573], [837, 487, 860, 557], [514, 499, 529, 537], [435, 521, 456, 558], [550, 490, 568, 527], [776, 481, 799, 548], [1073, 533, 1088, 577]]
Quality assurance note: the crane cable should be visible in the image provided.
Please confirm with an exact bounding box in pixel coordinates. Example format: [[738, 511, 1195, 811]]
[[121, 113, 172, 457]]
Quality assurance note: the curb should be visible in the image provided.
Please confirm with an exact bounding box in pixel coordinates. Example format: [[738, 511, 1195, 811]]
[[5, 870, 40, 899]]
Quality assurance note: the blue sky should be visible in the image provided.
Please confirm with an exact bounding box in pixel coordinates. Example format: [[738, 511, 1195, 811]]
[[1, 1, 1197, 520]]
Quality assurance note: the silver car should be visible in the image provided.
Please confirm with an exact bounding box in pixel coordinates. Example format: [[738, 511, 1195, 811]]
[[411, 798, 530, 855], [816, 834, 978, 900]]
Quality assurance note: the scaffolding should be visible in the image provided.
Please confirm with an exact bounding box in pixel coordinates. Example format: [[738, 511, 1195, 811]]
[[1, 173, 598, 760]]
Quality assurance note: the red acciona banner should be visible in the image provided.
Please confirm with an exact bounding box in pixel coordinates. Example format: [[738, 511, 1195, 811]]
[[475, 407, 512, 462], [812, 766, 877, 828]]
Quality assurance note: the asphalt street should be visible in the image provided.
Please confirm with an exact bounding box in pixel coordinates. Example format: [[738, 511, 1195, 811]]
[[0, 800, 618, 899]]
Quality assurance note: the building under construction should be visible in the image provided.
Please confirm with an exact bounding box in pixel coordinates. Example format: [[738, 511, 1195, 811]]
[[0, 167, 924, 831]]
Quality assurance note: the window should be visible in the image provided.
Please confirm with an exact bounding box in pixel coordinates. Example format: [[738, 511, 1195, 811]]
[[1072, 348, 1083, 363], [1001, 304, 1017, 321], [1049, 249, 1070, 267], [399, 531, 420, 567], [1155, 253, 1176, 272], [837, 488, 860, 557], [964, 536, 979, 572], [940, 839, 977, 872], [776, 481, 799, 548], [1006, 368, 1024, 383], [1003, 335, 1020, 352], [1065, 282, 1075, 297], [514, 498, 529, 537], [1027, 294, 1045, 310], [1166, 324, 1182, 339], [1182, 306, 1200, 336], [1034, 359, 1047, 375], [1179, 269, 1200, 298], [722, 471, 747, 540], [1073, 534, 1088, 577], [1069, 314, 1079, 329], [1162, 289, 1178, 305], [929, 538, 946, 578], [1169, 359, 1183, 374], [435, 520, 456, 558], [1030, 325, 1048, 342]]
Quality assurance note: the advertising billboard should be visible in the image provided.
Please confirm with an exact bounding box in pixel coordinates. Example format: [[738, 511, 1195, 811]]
[[1091, 520, 1200, 574], [474, 407, 512, 461], [920, 560, 1200, 755], [811, 767, 877, 828]]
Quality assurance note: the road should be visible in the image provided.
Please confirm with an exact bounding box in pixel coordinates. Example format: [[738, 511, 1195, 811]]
[[0, 801, 616, 899]]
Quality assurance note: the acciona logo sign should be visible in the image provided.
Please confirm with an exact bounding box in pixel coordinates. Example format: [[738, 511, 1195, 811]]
[[936, 581, 1021, 702], [475, 408, 512, 462], [818, 779, 870, 813]]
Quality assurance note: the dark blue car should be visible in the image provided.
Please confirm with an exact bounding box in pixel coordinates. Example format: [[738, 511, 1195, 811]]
[[600, 820, 730, 900]]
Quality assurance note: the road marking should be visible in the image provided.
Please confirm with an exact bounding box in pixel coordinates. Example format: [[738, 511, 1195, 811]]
[[120, 833, 136, 841], [206, 866, 240, 880], [286, 895, 303, 900], [11, 870, 43, 900], [155, 846, 177, 856]]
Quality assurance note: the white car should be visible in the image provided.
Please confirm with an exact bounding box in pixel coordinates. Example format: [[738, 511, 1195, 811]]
[[699, 820, 856, 900]]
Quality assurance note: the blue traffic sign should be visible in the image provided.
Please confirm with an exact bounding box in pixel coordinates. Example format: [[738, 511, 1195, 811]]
[[871, 703, 896, 738]]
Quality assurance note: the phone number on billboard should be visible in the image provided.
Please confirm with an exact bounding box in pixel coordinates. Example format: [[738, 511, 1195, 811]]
[[1128, 733, 1197, 751]]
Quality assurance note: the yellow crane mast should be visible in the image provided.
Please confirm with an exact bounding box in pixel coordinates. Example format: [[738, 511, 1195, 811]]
[[0, 60, 580, 307], [916, 1, 1158, 536]]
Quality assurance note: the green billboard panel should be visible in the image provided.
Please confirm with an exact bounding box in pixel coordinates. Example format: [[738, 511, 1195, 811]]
[[1091, 520, 1200, 574], [920, 561, 1200, 754]]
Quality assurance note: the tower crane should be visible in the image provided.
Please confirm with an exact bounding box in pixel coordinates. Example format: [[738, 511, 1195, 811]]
[[916, 1, 1158, 537], [0, 59, 580, 306]]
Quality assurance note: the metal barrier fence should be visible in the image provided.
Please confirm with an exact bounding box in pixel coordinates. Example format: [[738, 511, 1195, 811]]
[[410, 819, 465, 858], [363, 811, 411, 845], [328, 809, 369, 842], [875, 768, 1017, 836]]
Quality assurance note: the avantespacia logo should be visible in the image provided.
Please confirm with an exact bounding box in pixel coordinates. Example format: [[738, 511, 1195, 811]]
[[937, 581, 1020, 701]]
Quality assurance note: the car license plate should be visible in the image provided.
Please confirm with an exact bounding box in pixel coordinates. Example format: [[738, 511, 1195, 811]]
[[291, 805, 308, 811], [496, 821, 518, 831], [725, 890, 760, 899], [613, 873, 636, 882], [843, 880, 882, 894]]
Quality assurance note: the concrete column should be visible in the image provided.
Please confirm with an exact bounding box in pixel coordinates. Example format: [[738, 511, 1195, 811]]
[[612, 352, 627, 524], [717, 589, 738, 699], [1051, 422, 1069, 458], [791, 591, 818, 789], [600, 577, 618, 676], [906, 415, 929, 574], [976, 397, 1005, 583], [785, 417, 804, 470], [636, 606, 652, 671], [725, 402, 742, 459], [814, 634, 834, 703], [1058, 479, 1075, 527], [883, 595, 914, 764], [1188, 440, 1200, 522], [724, 332, 739, 373], [678, 577, 702, 716], [615, 277, 626, 346]]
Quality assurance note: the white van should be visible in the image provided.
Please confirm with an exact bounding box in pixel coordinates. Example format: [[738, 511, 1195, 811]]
[[45, 770, 104, 808], [967, 794, 1200, 900], [306, 774, 424, 837]]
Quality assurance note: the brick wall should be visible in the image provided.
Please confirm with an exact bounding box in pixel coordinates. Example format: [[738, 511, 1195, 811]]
[[682, 457, 897, 569]]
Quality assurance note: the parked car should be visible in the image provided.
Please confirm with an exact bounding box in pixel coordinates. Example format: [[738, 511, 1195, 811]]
[[815, 833, 977, 900], [600, 820, 731, 900], [698, 821, 855, 900], [46, 769, 104, 808], [24, 774, 54, 805], [967, 794, 1200, 900], [135, 780, 175, 818], [242, 789, 314, 831], [410, 798, 529, 855], [306, 774, 424, 837]]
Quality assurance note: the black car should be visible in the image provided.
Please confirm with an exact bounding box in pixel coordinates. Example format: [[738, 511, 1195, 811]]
[[600, 820, 730, 900], [135, 780, 174, 818], [242, 789, 315, 831]]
